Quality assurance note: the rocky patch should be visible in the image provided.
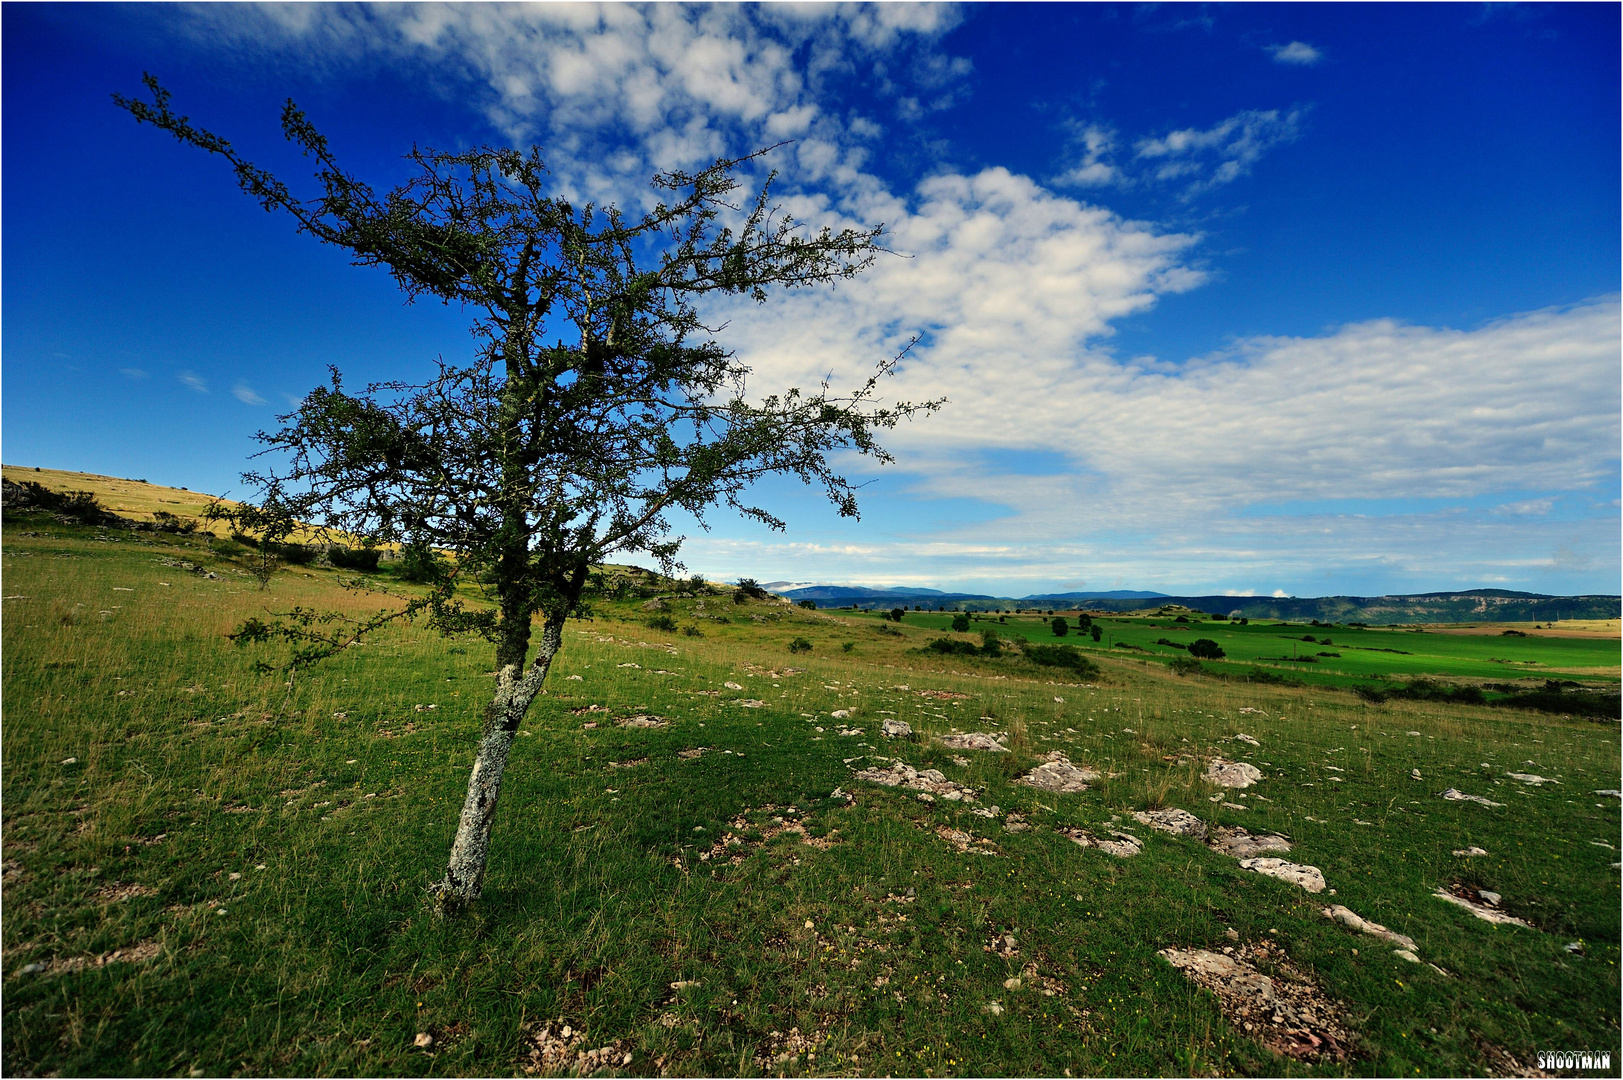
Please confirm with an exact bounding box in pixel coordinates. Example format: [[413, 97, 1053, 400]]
[[1016, 751, 1100, 794], [1131, 807, 1208, 840], [1062, 828, 1143, 858], [1432, 886, 1531, 928], [1158, 943, 1353, 1062], [1210, 827, 1292, 858], [518, 1020, 632, 1075], [1239, 857, 1326, 893], [1321, 905, 1416, 951], [938, 732, 1008, 753], [880, 718, 912, 738], [616, 715, 668, 729], [1439, 788, 1505, 808], [1205, 759, 1263, 788], [851, 761, 977, 802]]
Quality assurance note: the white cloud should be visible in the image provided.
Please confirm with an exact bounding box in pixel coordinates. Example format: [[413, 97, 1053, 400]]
[[1135, 108, 1305, 197], [232, 382, 267, 405], [178, 371, 207, 393], [1269, 41, 1322, 66], [1053, 122, 1128, 188], [1271, 589, 1290, 598], [120, 367, 148, 380]]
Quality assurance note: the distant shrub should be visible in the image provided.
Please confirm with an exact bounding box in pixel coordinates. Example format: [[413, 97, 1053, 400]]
[[1074, 613, 1092, 630], [1051, 617, 1069, 637], [1024, 643, 1100, 678], [951, 613, 971, 632], [734, 577, 769, 603], [842, 642, 855, 652], [1155, 637, 1189, 651], [1188, 639, 1225, 660], [1167, 657, 1205, 677], [927, 637, 980, 656], [979, 629, 1003, 657], [797, 599, 818, 610], [888, 608, 905, 623], [1237, 617, 1249, 625], [788, 636, 813, 653], [874, 623, 902, 637], [272, 542, 317, 566], [328, 545, 382, 572], [1113, 642, 1145, 651], [1211, 612, 1228, 621], [1302, 635, 1319, 643], [1173, 615, 1189, 624], [1500, 629, 1527, 637], [646, 614, 678, 632], [1090, 625, 1102, 642], [687, 573, 710, 594], [682, 625, 704, 637], [1317, 651, 1341, 658], [399, 540, 447, 583]]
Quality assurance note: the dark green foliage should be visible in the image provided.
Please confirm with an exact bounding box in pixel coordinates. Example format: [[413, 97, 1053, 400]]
[[1187, 638, 1225, 660], [686, 573, 710, 594], [887, 608, 905, 623], [926, 637, 980, 656], [5, 481, 108, 524], [646, 614, 678, 632], [327, 545, 382, 573], [797, 599, 818, 610], [1173, 615, 1189, 624], [979, 629, 1003, 657], [951, 613, 970, 633], [841, 642, 855, 652], [1074, 613, 1092, 631], [1167, 657, 1205, 676], [874, 623, 902, 637], [681, 624, 703, 637], [272, 542, 318, 566], [1090, 624, 1102, 642], [735, 578, 770, 602], [1050, 617, 1069, 637], [787, 636, 812, 653], [1501, 629, 1528, 637], [1155, 637, 1189, 651], [398, 539, 447, 583], [1022, 643, 1100, 678]]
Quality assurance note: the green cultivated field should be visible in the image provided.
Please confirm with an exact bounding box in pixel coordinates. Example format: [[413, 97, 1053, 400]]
[[881, 610, 1621, 695], [3, 516, 1620, 1077]]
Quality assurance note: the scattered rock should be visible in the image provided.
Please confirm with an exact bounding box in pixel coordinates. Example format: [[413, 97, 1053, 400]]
[[414, 1033, 434, 1049], [1132, 807, 1208, 840], [1393, 949, 1420, 964], [1062, 828, 1142, 858], [1239, 858, 1327, 893], [640, 599, 669, 612], [983, 1001, 1004, 1016], [1016, 751, 1100, 794], [1205, 759, 1263, 789], [1505, 773, 1557, 785], [1411, 769, 1422, 780], [734, 699, 767, 708], [1232, 733, 1260, 746], [1322, 905, 1417, 951], [617, 715, 668, 729], [852, 761, 977, 802], [519, 1020, 632, 1076], [1209, 827, 1292, 858], [1593, 789, 1621, 798], [724, 681, 744, 690], [1452, 846, 1489, 856], [935, 825, 999, 855], [831, 709, 851, 719], [1439, 788, 1505, 808], [565, 674, 583, 681], [1432, 887, 1531, 928], [1003, 976, 1022, 989], [1157, 944, 1352, 1062], [985, 933, 1019, 958], [939, 732, 1009, 753]]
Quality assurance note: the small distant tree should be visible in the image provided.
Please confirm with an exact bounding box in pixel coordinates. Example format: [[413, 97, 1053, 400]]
[[734, 578, 771, 604], [979, 628, 1003, 657], [1050, 616, 1069, 637], [202, 497, 297, 590], [1074, 613, 1092, 631], [1188, 638, 1225, 660], [118, 76, 938, 914], [797, 599, 817, 610], [888, 607, 905, 623], [951, 612, 970, 632], [1090, 624, 1103, 642]]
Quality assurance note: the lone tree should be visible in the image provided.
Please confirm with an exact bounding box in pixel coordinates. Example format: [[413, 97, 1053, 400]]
[[117, 76, 937, 915], [1050, 616, 1069, 637]]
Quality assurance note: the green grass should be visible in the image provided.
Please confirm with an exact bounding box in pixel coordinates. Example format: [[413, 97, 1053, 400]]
[[874, 609, 1620, 693], [3, 516, 1619, 1076]]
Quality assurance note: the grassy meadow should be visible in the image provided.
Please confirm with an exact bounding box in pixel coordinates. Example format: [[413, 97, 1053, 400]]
[[3, 509, 1620, 1077]]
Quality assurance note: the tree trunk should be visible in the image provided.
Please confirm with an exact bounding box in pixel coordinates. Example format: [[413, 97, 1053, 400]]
[[428, 617, 563, 916]]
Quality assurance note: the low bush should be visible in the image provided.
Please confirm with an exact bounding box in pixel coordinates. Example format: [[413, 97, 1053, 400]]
[[1155, 638, 1189, 651], [927, 637, 980, 656], [1188, 639, 1225, 660], [681, 625, 704, 637], [272, 542, 318, 566], [797, 599, 818, 610], [887, 608, 905, 623], [1023, 643, 1100, 678], [646, 614, 678, 632], [951, 613, 971, 633], [788, 637, 812, 653], [1167, 657, 1205, 676], [874, 623, 902, 637], [328, 545, 382, 572]]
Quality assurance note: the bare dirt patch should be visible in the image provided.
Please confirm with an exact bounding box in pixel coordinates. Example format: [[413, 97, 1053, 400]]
[[1158, 942, 1354, 1062]]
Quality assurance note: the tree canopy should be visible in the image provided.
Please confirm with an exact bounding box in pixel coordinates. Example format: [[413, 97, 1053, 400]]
[[116, 74, 938, 912]]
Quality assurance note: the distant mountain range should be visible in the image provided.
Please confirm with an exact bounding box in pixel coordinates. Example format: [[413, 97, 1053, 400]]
[[759, 582, 1619, 623]]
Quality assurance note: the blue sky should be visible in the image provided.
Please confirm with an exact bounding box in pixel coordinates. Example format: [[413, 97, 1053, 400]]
[[4, 3, 1618, 597]]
